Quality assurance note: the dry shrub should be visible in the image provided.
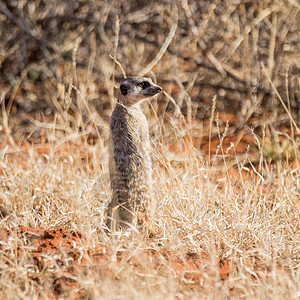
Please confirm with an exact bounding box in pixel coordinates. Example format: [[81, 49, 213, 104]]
[[0, 0, 299, 119]]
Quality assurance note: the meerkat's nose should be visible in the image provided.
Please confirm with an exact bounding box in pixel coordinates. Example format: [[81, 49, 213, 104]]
[[157, 86, 163, 93]]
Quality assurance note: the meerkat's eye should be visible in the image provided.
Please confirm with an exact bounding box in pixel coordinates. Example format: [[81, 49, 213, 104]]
[[139, 81, 150, 89]]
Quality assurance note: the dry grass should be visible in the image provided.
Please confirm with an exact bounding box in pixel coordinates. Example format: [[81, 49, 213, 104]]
[[1, 100, 300, 298], [1, 0, 300, 299]]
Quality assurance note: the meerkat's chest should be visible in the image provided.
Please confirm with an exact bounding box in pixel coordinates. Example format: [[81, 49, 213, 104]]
[[110, 105, 149, 154], [127, 107, 149, 140]]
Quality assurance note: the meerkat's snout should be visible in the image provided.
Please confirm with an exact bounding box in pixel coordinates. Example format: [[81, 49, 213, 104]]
[[155, 85, 163, 94], [145, 83, 163, 97]]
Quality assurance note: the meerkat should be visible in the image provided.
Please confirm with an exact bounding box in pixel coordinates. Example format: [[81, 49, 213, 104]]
[[106, 77, 162, 233]]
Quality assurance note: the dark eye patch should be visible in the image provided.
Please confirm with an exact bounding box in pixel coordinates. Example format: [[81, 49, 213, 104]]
[[139, 81, 150, 89]]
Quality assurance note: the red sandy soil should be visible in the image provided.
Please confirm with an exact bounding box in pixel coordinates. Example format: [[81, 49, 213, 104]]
[[0, 225, 231, 298], [1, 225, 284, 299], [0, 226, 84, 298]]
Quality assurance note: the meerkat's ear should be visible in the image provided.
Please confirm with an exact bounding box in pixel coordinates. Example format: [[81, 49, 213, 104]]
[[120, 83, 129, 95]]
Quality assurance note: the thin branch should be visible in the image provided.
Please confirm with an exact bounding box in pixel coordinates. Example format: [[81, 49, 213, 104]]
[[138, 5, 178, 76]]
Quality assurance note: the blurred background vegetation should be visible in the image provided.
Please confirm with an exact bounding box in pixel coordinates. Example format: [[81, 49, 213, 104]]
[[0, 0, 299, 151]]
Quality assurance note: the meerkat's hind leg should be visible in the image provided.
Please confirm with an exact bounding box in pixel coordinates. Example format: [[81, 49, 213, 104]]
[[106, 202, 135, 233]]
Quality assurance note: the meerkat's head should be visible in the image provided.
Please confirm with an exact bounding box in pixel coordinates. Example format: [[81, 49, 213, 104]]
[[118, 77, 162, 106]]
